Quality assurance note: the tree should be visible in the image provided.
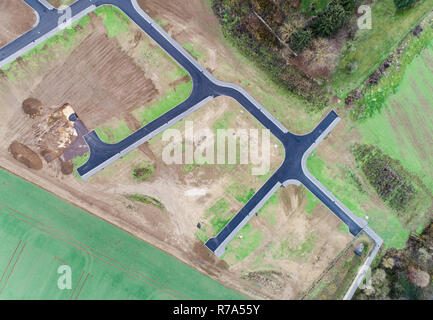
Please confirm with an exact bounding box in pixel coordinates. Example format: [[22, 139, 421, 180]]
[[310, 3, 348, 37], [393, 0, 419, 10], [279, 15, 304, 42], [289, 28, 313, 52], [337, 0, 357, 13]]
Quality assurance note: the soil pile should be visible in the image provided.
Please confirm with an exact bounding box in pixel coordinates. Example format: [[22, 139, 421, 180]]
[[22, 98, 43, 118], [8, 141, 43, 170], [37, 105, 78, 162], [60, 159, 74, 175]]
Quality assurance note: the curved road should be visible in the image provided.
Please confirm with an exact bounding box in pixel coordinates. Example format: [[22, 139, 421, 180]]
[[0, 0, 382, 298]]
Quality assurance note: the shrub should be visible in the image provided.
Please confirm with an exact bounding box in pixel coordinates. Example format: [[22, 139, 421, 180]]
[[310, 3, 348, 37], [393, 0, 419, 10], [132, 163, 155, 182], [336, 0, 357, 13], [289, 28, 313, 52]]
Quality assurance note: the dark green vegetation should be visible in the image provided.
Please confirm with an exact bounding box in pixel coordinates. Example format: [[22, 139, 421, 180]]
[[309, 1, 353, 38], [288, 28, 313, 52], [0, 169, 246, 299], [125, 194, 164, 209], [352, 144, 416, 212], [211, 0, 331, 106], [132, 163, 155, 182], [356, 222, 433, 300], [394, 0, 421, 10]]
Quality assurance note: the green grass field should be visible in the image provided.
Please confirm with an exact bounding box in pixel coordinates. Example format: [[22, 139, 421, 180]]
[[358, 41, 433, 194], [133, 82, 193, 125], [94, 119, 132, 144], [0, 169, 246, 299], [332, 0, 433, 97]]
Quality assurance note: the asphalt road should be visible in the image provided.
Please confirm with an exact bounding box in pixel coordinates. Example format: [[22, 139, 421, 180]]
[[0, 0, 381, 268]]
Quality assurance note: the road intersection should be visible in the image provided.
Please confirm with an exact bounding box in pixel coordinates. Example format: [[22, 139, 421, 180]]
[[0, 0, 382, 299]]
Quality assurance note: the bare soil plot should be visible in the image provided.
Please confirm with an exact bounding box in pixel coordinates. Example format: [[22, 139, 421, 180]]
[[0, 0, 36, 48]]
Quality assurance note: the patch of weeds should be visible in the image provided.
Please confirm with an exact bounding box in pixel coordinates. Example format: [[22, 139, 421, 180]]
[[135, 82, 192, 125], [183, 42, 204, 59], [226, 184, 255, 204], [95, 6, 130, 38], [345, 168, 365, 193], [72, 152, 89, 178], [223, 223, 263, 262], [125, 193, 164, 209], [132, 163, 155, 182]]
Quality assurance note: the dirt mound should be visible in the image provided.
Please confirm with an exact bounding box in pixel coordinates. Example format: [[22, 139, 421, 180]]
[[8, 141, 43, 170], [38, 105, 78, 162], [60, 159, 74, 175], [22, 98, 43, 118]]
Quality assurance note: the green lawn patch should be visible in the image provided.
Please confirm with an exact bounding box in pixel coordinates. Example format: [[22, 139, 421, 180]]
[[226, 184, 255, 204], [223, 224, 263, 262], [305, 189, 319, 214], [72, 152, 90, 178], [183, 42, 205, 59], [207, 198, 234, 235], [272, 232, 318, 261], [257, 191, 279, 226], [134, 82, 192, 125], [94, 6, 130, 38], [94, 119, 132, 144]]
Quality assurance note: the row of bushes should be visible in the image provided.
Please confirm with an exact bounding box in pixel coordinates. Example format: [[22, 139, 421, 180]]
[[352, 143, 416, 212]]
